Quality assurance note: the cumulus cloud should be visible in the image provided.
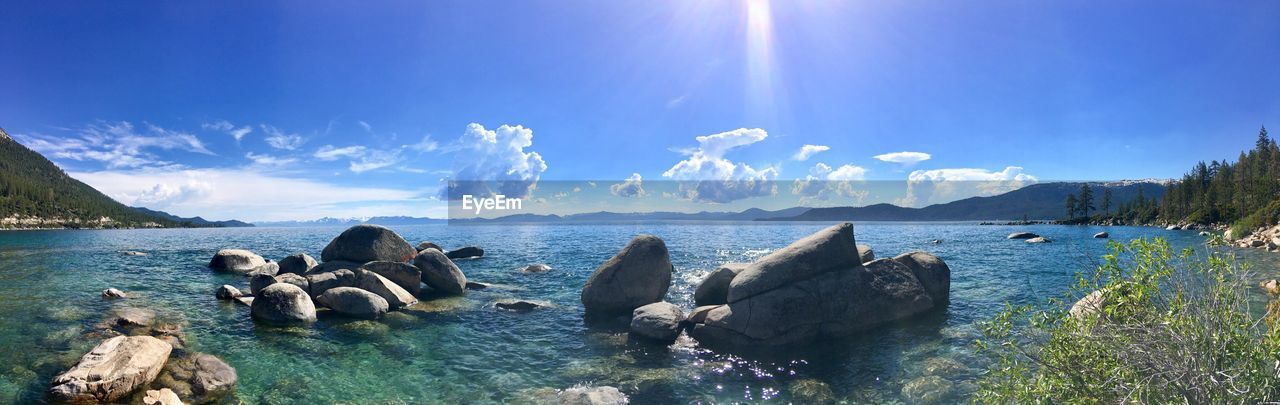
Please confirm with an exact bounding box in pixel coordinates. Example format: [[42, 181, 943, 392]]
[[791, 162, 868, 202], [898, 166, 1038, 207], [203, 120, 252, 142], [873, 151, 932, 165], [791, 144, 830, 161], [71, 168, 431, 222], [261, 125, 305, 150], [444, 123, 548, 199], [661, 128, 778, 203], [16, 121, 212, 169], [610, 173, 647, 198]]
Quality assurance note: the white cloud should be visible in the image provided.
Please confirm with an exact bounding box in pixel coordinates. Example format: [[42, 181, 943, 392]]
[[349, 149, 402, 173], [203, 120, 252, 142], [358, 121, 373, 133], [610, 173, 647, 198], [261, 125, 305, 150], [662, 128, 777, 203], [873, 151, 932, 165], [791, 144, 830, 161], [791, 162, 867, 202], [445, 123, 548, 199], [314, 145, 367, 161], [70, 168, 433, 222], [898, 166, 1038, 207], [245, 152, 296, 167], [406, 135, 438, 152], [16, 121, 212, 169]]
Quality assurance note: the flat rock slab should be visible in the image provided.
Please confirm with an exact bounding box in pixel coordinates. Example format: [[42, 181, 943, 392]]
[[48, 335, 173, 403]]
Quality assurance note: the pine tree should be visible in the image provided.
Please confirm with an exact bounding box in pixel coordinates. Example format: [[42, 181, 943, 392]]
[[1102, 188, 1113, 215], [1079, 184, 1095, 219], [1065, 193, 1078, 220]]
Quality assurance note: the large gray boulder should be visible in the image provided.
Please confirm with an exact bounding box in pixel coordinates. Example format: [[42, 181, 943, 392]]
[[305, 269, 358, 297], [278, 253, 318, 275], [693, 263, 748, 306], [307, 260, 364, 275], [856, 244, 875, 263], [320, 224, 417, 263], [215, 285, 242, 300], [688, 223, 947, 347], [893, 251, 951, 304], [249, 273, 277, 295], [48, 335, 173, 403], [208, 249, 267, 274], [355, 269, 418, 308], [412, 249, 467, 295], [361, 261, 423, 295], [316, 287, 389, 319], [250, 283, 317, 324], [630, 302, 685, 343], [274, 273, 310, 292], [581, 235, 674, 315]]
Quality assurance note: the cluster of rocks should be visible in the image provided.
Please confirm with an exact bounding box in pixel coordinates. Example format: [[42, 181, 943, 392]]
[[48, 300, 238, 404], [209, 224, 484, 324], [1230, 223, 1280, 251], [580, 223, 952, 348]]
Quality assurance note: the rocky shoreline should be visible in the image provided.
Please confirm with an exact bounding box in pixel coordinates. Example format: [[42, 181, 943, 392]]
[[46, 222, 953, 404]]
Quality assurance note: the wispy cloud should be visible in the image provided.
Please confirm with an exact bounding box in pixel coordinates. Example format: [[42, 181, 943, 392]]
[[245, 152, 296, 167], [261, 124, 305, 150], [16, 121, 213, 169], [203, 120, 252, 142], [791, 144, 830, 161], [314, 145, 367, 161]]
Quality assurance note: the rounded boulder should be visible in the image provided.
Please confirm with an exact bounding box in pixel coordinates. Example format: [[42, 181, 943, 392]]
[[250, 283, 317, 324], [320, 225, 417, 263]]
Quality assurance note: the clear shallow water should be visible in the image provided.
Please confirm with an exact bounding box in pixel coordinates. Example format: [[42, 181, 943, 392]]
[[0, 222, 1269, 403]]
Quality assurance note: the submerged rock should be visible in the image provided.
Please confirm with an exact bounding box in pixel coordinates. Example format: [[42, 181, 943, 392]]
[[693, 263, 748, 306], [48, 335, 173, 403], [215, 285, 242, 301], [102, 288, 128, 299], [316, 287, 389, 319], [789, 379, 836, 405], [445, 246, 485, 259], [901, 375, 955, 404], [320, 224, 417, 263], [1025, 236, 1051, 243], [142, 388, 182, 405], [688, 223, 947, 347], [581, 235, 674, 315], [629, 302, 684, 343], [495, 300, 546, 312], [532, 385, 629, 405], [208, 249, 267, 274], [109, 307, 157, 329], [521, 263, 553, 273], [361, 261, 423, 295], [355, 269, 418, 308], [413, 249, 467, 295], [277, 253, 318, 276], [1006, 232, 1038, 240], [856, 244, 875, 263], [250, 283, 317, 324], [1093, 232, 1110, 238]]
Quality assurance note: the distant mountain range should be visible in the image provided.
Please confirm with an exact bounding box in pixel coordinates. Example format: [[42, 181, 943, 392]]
[[762, 182, 1167, 221], [253, 182, 1167, 226], [130, 207, 254, 228]]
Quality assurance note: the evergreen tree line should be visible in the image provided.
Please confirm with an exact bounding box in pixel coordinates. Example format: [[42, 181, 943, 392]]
[[1061, 126, 1278, 234]]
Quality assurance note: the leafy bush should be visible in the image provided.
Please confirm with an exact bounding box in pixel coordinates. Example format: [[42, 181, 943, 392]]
[[975, 238, 1280, 402], [1230, 199, 1280, 240]]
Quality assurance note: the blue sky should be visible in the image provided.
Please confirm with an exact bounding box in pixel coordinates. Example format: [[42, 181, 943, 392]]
[[2, 1, 1277, 221]]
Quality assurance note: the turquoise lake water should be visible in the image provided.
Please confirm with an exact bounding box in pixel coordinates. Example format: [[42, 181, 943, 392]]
[[0, 222, 1269, 404]]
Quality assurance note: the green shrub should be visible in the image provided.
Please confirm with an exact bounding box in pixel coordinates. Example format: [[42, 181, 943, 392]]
[[975, 238, 1280, 403], [1231, 199, 1280, 240]]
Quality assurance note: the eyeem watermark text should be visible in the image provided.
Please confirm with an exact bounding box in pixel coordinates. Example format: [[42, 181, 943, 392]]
[[461, 194, 522, 215]]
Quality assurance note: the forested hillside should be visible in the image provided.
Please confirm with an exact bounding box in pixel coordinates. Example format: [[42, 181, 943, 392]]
[[0, 127, 178, 228], [1155, 126, 1279, 234]]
